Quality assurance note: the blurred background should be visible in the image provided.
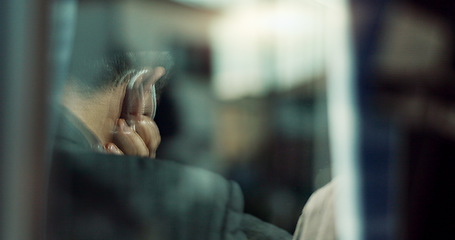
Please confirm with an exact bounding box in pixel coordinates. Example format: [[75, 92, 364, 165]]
[[148, 0, 330, 232], [78, 0, 331, 233], [113, 0, 328, 233], [1, 0, 454, 239]]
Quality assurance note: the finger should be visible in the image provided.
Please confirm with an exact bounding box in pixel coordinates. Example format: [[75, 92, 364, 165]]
[[122, 67, 165, 120], [113, 119, 149, 157], [150, 120, 161, 150], [148, 120, 161, 158], [134, 117, 161, 158], [143, 67, 166, 90], [104, 143, 124, 155]]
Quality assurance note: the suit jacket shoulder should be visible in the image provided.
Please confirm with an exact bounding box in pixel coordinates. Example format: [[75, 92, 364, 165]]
[[48, 150, 247, 240]]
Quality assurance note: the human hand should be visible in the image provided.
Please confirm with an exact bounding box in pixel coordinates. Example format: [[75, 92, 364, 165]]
[[105, 67, 165, 158], [105, 117, 161, 158]]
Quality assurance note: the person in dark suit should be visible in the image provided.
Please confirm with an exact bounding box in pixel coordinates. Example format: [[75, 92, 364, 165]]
[[45, 1, 293, 238], [46, 46, 291, 240]]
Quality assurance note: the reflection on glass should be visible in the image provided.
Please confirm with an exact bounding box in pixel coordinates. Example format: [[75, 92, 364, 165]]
[[48, 0, 336, 238]]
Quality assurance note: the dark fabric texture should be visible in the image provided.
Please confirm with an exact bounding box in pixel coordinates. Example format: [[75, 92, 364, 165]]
[[48, 150, 248, 240], [47, 110, 292, 240], [241, 214, 293, 240]]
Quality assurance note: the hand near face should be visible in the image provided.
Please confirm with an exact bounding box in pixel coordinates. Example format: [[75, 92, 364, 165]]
[[105, 67, 165, 158], [106, 117, 161, 158]]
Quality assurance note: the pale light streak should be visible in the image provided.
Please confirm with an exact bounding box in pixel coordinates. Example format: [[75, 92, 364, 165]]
[[325, 1, 363, 240]]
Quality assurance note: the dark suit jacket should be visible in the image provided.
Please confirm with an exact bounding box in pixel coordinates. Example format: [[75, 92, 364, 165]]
[[46, 109, 291, 240]]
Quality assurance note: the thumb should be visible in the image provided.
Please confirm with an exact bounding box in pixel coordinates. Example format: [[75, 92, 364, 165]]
[[105, 143, 124, 155]]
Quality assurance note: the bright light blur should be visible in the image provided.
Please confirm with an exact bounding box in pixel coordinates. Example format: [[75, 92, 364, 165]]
[[210, 0, 325, 100]]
